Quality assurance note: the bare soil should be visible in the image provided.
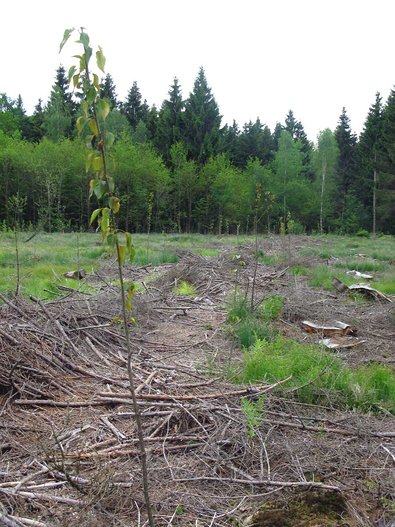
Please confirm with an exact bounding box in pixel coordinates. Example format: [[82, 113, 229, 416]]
[[0, 236, 394, 526]]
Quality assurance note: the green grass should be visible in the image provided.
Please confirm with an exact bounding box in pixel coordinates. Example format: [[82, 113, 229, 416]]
[[333, 260, 386, 272], [299, 234, 395, 262], [193, 248, 220, 257], [235, 336, 395, 413], [308, 265, 354, 291], [174, 280, 197, 296], [0, 232, 104, 299], [371, 276, 395, 295], [290, 265, 309, 276], [227, 294, 284, 348]]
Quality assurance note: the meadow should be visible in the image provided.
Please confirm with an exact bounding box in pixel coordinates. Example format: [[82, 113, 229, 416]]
[[1, 231, 394, 299]]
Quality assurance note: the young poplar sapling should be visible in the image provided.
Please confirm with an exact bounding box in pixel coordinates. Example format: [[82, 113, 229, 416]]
[[60, 28, 155, 526]]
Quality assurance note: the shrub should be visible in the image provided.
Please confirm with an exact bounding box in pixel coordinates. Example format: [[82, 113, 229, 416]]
[[356, 229, 370, 238]]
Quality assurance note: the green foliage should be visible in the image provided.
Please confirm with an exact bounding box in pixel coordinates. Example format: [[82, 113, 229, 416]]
[[227, 295, 282, 348], [241, 395, 266, 438], [174, 280, 196, 296], [183, 67, 221, 164], [61, 28, 134, 283], [259, 295, 284, 321], [356, 229, 370, 238], [0, 232, 103, 298], [236, 336, 395, 413]]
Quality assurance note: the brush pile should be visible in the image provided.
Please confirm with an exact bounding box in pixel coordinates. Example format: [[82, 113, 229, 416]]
[[0, 252, 394, 526]]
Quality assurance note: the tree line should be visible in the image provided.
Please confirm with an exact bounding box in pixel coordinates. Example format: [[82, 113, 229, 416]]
[[0, 66, 394, 234]]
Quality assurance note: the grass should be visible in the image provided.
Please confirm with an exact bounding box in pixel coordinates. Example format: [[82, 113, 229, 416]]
[[227, 294, 284, 348], [0, 232, 104, 299], [235, 336, 395, 413], [174, 280, 197, 296], [1, 231, 393, 301], [307, 263, 395, 295], [308, 265, 354, 291]]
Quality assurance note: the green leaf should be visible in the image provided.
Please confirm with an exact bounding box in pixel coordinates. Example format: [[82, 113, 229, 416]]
[[125, 232, 135, 263], [90, 208, 102, 225], [107, 233, 115, 247], [76, 115, 86, 135], [85, 152, 94, 172], [59, 28, 74, 52], [67, 65, 77, 82], [109, 196, 120, 214], [107, 177, 115, 193], [85, 46, 93, 66], [78, 31, 90, 48], [97, 99, 110, 121], [92, 74, 100, 90], [89, 178, 94, 197], [118, 244, 126, 266], [96, 46, 106, 72], [72, 73, 80, 89], [89, 119, 99, 136], [101, 207, 110, 233], [126, 282, 136, 310], [81, 101, 89, 118], [104, 131, 115, 149], [93, 179, 106, 200], [86, 86, 97, 106], [92, 155, 103, 173]]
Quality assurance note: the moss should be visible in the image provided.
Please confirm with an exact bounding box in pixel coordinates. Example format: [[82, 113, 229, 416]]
[[244, 490, 350, 527]]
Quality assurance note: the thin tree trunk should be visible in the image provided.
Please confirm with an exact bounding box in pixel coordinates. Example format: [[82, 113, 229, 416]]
[[320, 158, 327, 234]]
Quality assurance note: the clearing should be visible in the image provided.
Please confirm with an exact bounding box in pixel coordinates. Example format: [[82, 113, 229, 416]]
[[0, 233, 394, 526]]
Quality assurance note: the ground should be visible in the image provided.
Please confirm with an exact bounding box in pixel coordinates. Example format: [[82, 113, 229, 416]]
[[0, 234, 394, 526]]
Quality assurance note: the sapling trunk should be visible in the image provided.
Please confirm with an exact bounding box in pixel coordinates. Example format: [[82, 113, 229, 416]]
[[115, 236, 154, 527]]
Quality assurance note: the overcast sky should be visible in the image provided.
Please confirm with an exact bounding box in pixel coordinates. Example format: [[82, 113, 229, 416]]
[[2, 0, 395, 142]]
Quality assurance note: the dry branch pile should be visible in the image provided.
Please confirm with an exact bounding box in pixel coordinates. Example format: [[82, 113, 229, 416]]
[[0, 252, 394, 526]]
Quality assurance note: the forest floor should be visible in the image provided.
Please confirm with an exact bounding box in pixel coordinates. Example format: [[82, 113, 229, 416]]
[[0, 234, 394, 526]]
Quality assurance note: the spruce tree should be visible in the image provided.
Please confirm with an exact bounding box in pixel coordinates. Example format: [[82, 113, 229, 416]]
[[285, 110, 312, 177], [334, 107, 358, 231], [379, 89, 395, 233], [235, 119, 274, 167], [357, 92, 384, 233], [27, 99, 45, 142], [183, 67, 222, 164], [220, 120, 240, 165], [122, 81, 144, 129], [155, 77, 184, 165], [100, 73, 118, 109]]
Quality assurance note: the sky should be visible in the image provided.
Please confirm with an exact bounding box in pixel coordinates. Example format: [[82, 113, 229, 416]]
[[2, 0, 395, 142]]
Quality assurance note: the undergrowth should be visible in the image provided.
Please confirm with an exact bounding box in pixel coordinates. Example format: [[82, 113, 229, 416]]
[[226, 293, 395, 414], [227, 294, 284, 348], [235, 337, 395, 413]]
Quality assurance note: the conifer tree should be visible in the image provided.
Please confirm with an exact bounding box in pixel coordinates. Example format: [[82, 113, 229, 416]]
[[100, 73, 118, 109], [220, 120, 240, 165], [155, 77, 184, 165], [334, 107, 358, 231], [235, 119, 273, 167], [379, 89, 395, 233], [27, 99, 45, 142], [357, 92, 384, 233], [122, 81, 145, 129], [183, 67, 221, 164]]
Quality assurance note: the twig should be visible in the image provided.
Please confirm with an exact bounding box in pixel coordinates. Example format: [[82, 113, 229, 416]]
[[0, 488, 83, 505], [172, 475, 340, 491], [381, 444, 395, 462]]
